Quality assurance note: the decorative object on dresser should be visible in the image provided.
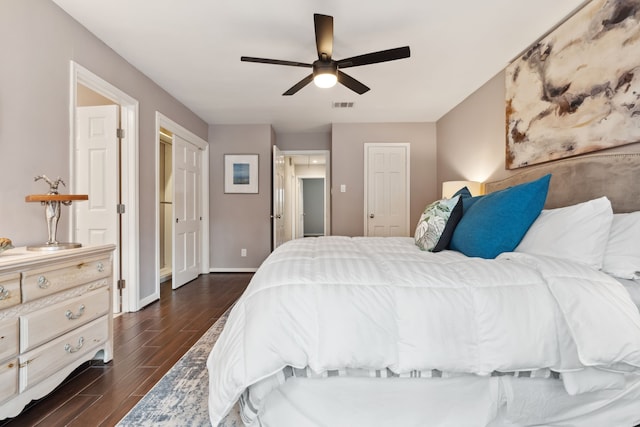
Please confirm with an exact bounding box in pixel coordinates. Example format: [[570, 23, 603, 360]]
[[0, 244, 115, 420], [0, 238, 13, 253], [25, 175, 88, 251], [505, 0, 640, 169]]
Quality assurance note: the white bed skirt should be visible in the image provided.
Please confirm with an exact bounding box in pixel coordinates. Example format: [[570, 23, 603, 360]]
[[253, 374, 640, 427]]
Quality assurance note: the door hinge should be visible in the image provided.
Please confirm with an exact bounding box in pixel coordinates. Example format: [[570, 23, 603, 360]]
[[117, 279, 126, 290], [117, 204, 126, 214], [116, 128, 125, 139]]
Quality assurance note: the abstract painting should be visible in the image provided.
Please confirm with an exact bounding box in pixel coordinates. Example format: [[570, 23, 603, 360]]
[[224, 154, 259, 193], [505, 0, 640, 169]]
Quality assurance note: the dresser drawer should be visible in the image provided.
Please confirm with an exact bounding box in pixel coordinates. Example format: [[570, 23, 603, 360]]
[[20, 288, 109, 353], [21, 255, 111, 302], [0, 318, 19, 362], [0, 359, 18, 404], [0, 273, 20, 310], [19, 316, 108, 392]]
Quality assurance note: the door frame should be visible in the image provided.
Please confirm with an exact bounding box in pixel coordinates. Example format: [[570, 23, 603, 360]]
[[272, 145, 285, 250], [296, 177, 304, 239], [363, 142, 411, 236], [69, 61, 140, 313], [299, 177, 326, 237], [154, 112, 209, 301], [280, 150, 331, 238]]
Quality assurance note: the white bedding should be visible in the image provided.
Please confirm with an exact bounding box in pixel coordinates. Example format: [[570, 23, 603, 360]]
[[207, 236, 640, 426], [619, 277, 640, 308], [251, 373, 640, 427]]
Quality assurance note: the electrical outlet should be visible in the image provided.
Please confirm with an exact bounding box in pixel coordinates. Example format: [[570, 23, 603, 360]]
[[241, 248, 247, 257]]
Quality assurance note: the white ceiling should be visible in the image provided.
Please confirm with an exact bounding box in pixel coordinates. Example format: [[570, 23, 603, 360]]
[[52, 0, 588, 133]]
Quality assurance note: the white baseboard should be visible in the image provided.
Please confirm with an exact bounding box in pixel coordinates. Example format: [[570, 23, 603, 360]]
[[210, 267, 258, 273], [160, 270, 172, 283]]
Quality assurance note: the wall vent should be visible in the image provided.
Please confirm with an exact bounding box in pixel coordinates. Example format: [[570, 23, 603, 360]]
[[332, 102, 354, 109]]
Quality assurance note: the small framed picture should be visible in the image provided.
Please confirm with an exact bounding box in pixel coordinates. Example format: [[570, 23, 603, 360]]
[[224, 154, 259, 194]]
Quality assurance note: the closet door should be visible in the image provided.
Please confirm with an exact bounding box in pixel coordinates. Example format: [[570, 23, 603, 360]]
[[173, 135, 201, 289]]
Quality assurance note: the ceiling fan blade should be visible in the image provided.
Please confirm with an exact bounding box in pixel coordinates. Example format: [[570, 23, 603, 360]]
[[337, 46, 410, 69], [241, 56, 312, 68], [314, 14, 333, 60], [337, 71, 370, 95], [283, 74, 314, 96]]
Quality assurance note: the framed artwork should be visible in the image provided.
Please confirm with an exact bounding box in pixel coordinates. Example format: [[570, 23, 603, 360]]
[[224, 154, 259, 193], [505, 0, 640, 169]]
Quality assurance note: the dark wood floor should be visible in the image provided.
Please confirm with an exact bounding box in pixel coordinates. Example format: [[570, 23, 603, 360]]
[[1, 273, 251, 427]]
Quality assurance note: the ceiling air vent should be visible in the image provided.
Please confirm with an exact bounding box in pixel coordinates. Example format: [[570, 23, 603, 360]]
[[332, 102, 354, 109]]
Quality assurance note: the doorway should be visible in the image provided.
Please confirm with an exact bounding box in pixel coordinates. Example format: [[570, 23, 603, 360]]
[[300, 178, 325, 237], [159, 127, 173, 283], [70, 61, 139, 313], [272, 149, 330, 248], [154, 113, 210, 299]]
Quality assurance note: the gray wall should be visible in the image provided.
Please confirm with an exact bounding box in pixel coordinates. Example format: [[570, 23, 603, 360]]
[[276, 131, 331, 151], [0, 0, 208, 302], [209, 124, 274, 270], [331, 123, 437, 237], [437, 70, 640, 185]]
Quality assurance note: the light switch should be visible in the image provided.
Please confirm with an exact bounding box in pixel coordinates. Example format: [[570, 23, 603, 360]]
[[340, 184, 346, 193]]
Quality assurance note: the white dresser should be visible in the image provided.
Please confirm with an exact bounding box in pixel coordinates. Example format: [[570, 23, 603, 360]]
[[0, 244, 115, 420]]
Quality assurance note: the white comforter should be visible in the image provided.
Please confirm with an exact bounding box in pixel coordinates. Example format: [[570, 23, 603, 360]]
[[207, 236, 640, 425]]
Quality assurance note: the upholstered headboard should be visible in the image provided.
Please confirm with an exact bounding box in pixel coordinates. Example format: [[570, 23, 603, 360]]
[[484, 153, 640, 213]]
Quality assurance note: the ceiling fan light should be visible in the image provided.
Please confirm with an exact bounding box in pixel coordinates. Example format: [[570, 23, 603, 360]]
[[313, 72, 337, 88]]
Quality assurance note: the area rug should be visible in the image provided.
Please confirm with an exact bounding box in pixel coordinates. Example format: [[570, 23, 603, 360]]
[[117, 308, 242, 427]]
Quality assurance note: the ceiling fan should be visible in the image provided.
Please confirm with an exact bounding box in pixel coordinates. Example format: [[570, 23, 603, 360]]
[[241, 14, 411, 96]]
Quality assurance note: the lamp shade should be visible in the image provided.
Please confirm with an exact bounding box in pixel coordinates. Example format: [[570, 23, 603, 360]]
[[312, 61, 338, 88], [442, 181, 484, 198], [313, 73, 337, 88]]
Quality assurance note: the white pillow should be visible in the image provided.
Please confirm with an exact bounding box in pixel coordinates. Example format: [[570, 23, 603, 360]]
[[602, 212, 640, 279], [515, 197, 613, 269]]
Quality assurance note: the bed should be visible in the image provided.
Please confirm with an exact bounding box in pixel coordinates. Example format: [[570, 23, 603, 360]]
[[207, 153, 640, 427]]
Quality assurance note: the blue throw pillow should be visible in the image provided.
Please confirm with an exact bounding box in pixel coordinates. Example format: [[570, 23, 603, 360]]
[[453, 186, 482, 214], [453, 186, 472, 199], [449, 174, 551, 259]]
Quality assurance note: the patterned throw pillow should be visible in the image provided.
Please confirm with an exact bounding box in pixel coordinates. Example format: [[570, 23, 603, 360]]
[[414, 195, 462, 252]]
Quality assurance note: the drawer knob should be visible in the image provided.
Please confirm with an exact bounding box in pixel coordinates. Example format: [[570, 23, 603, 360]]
[[0, 285, 9, 300], [37, 275, 50, 289], [65, 304, 86, 320], [97, 262, 104, 273], [64, 336, 85, 354]]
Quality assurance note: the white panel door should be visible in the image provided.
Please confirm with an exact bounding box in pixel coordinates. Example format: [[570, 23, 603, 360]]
[[272, 145, 286, 249], [173, 135, 200, 289], [75, 105, 119, 245], [75, 105, 120, 309], [365, 144, 410, 237]]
